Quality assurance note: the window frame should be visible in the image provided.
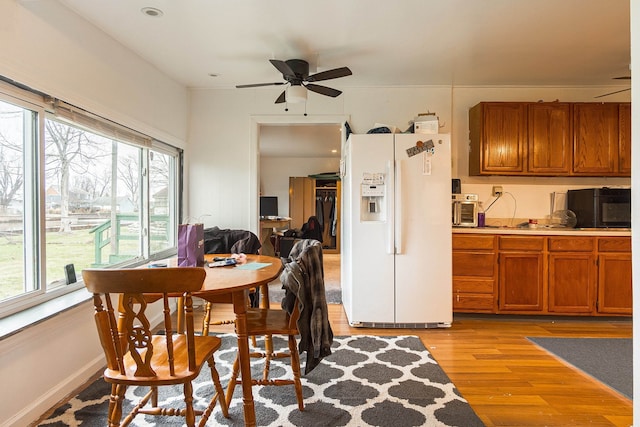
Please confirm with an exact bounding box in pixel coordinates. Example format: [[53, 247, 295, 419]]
[[0, 79, 181, 319]]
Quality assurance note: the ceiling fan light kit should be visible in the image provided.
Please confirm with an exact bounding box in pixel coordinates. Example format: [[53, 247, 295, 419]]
[[236, 58, 352, 106], [286, 85, 307, 103]]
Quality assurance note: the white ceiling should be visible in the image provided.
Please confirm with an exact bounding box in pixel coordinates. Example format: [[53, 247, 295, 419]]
[[55, 0, 631, 90]]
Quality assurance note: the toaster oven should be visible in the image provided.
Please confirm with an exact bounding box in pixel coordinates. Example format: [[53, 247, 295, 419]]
[[452, 194, 478, 227]]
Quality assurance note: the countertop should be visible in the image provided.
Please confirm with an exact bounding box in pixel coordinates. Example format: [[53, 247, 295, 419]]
[[453, 226, 631, 236]]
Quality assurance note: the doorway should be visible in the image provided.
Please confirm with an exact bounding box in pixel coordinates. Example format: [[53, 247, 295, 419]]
[[251, 115, 348, 303]]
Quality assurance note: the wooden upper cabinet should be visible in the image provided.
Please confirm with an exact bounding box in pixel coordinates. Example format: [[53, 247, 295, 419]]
[[572, 103, 619, 175], [469, 102, 526, 175], [469, 101, 630, 177], [527, 103, 571, 174], [618, 103, 631, 175]]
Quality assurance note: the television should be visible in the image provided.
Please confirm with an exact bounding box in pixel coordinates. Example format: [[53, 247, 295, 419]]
[[260, 196, 278, 218]]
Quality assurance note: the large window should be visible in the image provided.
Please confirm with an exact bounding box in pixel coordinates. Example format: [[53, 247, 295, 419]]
[[0, 83, 180, 317]]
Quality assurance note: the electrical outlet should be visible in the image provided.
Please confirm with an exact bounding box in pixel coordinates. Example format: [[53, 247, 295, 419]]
[[492, 186, 503, 197]]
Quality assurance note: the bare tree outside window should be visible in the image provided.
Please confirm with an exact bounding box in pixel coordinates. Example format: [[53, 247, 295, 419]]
[[0, 109, 24, 212], [0, 85, 179, 313], [119, 152, 140, 209], [44, 120, 141, 288], [45, 120, 110, 232]]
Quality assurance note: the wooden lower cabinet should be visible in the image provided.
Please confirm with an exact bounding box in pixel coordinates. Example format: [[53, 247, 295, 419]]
[[498, 236, 544, 313], [597, 237, 632, 314], [452, 234, 497, 312], [548, 253, 595, 313], [453, 233, 631, 316], [548, 236, 596, 314]]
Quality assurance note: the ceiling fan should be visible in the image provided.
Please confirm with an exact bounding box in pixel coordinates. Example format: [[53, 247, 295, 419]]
[[594, 76, 631, 98], [236, 59, 352, 104]]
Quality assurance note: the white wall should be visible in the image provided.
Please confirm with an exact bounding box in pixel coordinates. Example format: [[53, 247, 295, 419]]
[[1, 1, 188, 147], [0, 1, 189, 426], [0, 303, 104, 425], [189, 85, 630, 231], [187, 86, 453, 231], [259, 122, 342, 217], [260, 157, 341, 217]]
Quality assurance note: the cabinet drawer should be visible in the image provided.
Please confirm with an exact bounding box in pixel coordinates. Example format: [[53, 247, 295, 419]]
[[453, 293, 495, 311], [499, 236, 544, 251], [452, 252, 495, 277], [548, 237, 594, 252], [453, 278, 494, 294], [453, 234, 496, 250], [598, 237, 631, 252]]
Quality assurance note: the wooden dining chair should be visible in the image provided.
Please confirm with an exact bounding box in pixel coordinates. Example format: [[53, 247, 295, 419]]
[[224, 239, 330, 412], [83, 267, 229, 427], [224, 294, 304, 411]]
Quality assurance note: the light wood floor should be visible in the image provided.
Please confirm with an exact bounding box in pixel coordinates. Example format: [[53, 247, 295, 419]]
[[205, 303, 632, 427]]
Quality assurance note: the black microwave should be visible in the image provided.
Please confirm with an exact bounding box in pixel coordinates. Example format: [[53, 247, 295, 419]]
[[567, 188, 631, 228]]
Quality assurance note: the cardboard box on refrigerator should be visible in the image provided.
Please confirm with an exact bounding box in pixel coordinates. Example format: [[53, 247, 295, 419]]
[[414, 114, 439, 134]]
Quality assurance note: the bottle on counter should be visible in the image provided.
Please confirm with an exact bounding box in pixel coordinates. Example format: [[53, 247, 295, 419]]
[[477, 202, 485, 227]]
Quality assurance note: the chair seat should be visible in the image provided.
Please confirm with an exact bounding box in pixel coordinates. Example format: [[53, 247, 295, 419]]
[[245, 308, 298, 336], [104, 335, 222, 386]]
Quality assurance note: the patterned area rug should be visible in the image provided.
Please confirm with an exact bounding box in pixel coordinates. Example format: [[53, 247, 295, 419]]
[[40, 335, 484, 427]]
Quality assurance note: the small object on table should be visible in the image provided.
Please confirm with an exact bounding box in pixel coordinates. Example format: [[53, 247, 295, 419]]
[[208, 259, 237, 267]]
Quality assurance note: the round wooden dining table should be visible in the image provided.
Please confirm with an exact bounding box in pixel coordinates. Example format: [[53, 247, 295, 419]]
[[195, 253, 282, 427]]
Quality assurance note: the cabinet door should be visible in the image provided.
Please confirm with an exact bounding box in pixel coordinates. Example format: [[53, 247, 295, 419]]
[[470, 103, 526, 174], [288, 177, 315, 229], [499, 252, 544, 311], [618, 103, 631, 175], [527, 103, 571, 174], [548, 253, 595, 313], [597, 253, 632, 314], [573, 103, 618, 175]]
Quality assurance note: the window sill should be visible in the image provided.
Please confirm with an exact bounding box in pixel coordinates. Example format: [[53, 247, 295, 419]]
[[0, 288, 92, 340]]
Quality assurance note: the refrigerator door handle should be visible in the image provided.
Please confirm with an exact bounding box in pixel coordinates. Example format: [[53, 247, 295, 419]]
[[386, 160, 394, 255], [395, 158, 403, 254]]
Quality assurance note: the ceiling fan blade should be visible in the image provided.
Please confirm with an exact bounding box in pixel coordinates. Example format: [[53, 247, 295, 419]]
[[275, 91, 286, 104], [236, 82, 285, 88], [305, 83, 342, 97], [307, 67, 352, 82], [594, 87, 631, 98], [269, 59, 296, 79]]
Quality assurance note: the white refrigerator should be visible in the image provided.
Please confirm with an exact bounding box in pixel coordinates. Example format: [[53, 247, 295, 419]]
[[341, 133, 452, 327]]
